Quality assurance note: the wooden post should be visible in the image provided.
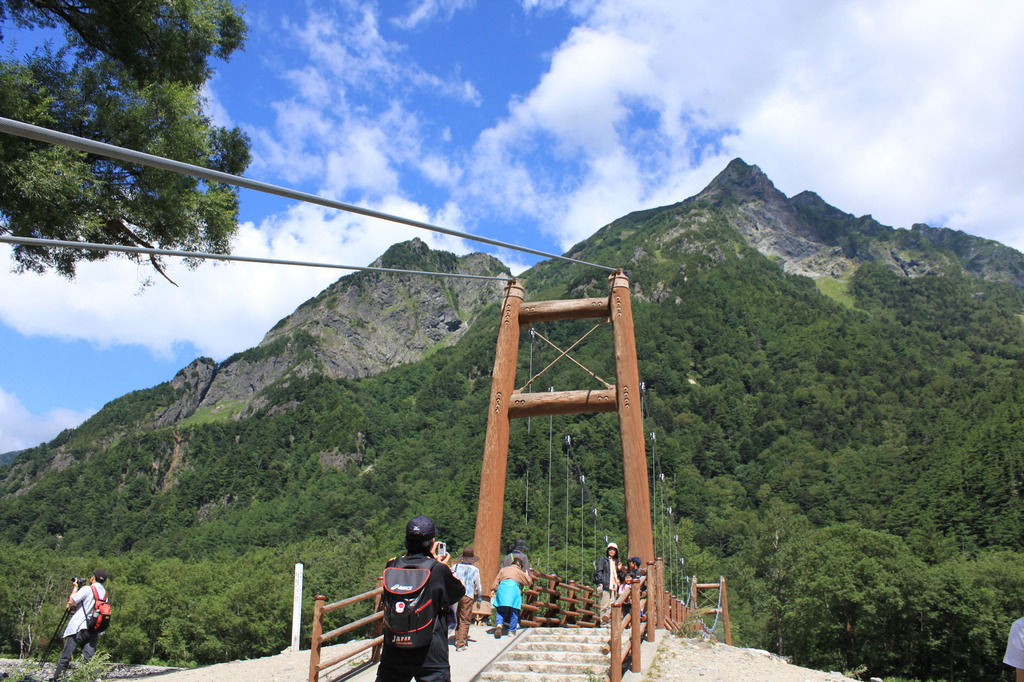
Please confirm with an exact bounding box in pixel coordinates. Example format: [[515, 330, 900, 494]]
[[630, 580, 642, 672], [474, 280, 525, 589], [371, 576, 384, 662], [609, 271, 654, 564], [308, 595, 326, 682], [721, 576, 732, 646], [656, 558, 666, 632], [646, 561, 658, 641], [610, 601, 623, 682]]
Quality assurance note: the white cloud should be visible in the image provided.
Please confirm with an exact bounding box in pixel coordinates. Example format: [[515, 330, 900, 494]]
[[391, 0, 476, 30], [0, 198, 475, 361], [0, 388, 93, 453], [465, 0, 1024, 254]]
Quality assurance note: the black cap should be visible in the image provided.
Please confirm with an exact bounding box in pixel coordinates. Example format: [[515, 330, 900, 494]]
[[93, 569, 108, 583], [406, 515, 436, 537]]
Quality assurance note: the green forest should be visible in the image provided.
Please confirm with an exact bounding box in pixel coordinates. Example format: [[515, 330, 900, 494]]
[[2, 207, 1023, 680], [4, 1, 1020, 680]]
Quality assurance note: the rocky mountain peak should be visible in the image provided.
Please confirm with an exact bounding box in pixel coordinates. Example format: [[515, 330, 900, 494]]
[[700, 158, 789, 205], [151, 240, 511, 426]]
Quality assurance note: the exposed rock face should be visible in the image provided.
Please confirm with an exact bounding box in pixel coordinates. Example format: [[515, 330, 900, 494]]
[[154, 239, 510, 423], [695, 159, 1024, 287], [136, 161, 1024, 429], [153, 357, 218, 427]]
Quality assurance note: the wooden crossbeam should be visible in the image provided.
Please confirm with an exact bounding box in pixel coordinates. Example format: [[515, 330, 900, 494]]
[[508, 389, 617, 418]]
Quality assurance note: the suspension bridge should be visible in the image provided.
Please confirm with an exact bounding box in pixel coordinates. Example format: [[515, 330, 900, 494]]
[[0, 117, 731, 681]]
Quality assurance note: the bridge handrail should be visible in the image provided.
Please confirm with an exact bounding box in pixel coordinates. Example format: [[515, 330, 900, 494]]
[[308, 581, 384, 682], [307, 559, 727, 682], [519, 569, 601, 628]]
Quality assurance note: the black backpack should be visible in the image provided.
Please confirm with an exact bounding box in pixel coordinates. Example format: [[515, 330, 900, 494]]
[[85, 585, 111, 633], [382, 557, 438, 648]]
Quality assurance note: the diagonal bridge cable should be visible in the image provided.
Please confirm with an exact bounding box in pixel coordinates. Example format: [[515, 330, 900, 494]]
[[0, 117, 617, 272], [0, 235, 515, 281]]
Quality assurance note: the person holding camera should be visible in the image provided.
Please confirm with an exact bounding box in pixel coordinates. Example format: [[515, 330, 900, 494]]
[[377, 516, 464, 682], [52, 569, 108, 682]]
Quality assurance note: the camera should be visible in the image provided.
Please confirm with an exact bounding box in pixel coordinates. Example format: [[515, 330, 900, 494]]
[[71, 576, 88, 589]]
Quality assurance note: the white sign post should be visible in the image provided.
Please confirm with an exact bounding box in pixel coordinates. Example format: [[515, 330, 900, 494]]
[[292, 562, 304, 652]]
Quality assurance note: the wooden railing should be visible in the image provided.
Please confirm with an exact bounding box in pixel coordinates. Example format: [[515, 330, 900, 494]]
[[521, 569, 601, 628], [608, 558, 663, 682], [307, 561, 729, 682], [308, 580, 384, 682]]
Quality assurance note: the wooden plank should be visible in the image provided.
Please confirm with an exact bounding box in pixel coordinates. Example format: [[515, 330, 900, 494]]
[[508, 389, 617, 418], [518, 297, 609, 324], [322, 587, 383, 613]]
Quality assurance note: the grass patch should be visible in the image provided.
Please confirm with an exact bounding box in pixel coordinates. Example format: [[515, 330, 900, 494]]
[[178, 400, 248, 427], [815, 276, 856, 309]]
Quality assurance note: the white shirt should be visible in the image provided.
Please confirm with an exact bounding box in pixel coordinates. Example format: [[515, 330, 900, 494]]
[[63, 582, 107, 637], [1005, 617, 1024, 670]]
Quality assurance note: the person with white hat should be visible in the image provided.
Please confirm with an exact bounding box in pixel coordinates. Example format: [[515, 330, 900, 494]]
[[593, 542, 623, 624]]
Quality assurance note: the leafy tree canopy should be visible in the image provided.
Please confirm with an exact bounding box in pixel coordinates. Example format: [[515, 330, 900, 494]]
[[0, 0, 251, 284]]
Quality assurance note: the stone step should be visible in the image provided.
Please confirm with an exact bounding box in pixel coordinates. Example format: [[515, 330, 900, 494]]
[[504, 650, 608, 665], [489, 659, 607, 675], [477, 673, 597, 682], [520, 630, 606, 638], [515, 641, 608, 654]]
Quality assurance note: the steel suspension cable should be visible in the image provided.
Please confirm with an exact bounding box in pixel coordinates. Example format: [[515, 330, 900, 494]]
[[0, 235, 511, 281], [0, 116, 618, 272]]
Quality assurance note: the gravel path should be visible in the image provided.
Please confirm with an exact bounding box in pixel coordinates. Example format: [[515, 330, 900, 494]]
[[643, 637, 860, 682]]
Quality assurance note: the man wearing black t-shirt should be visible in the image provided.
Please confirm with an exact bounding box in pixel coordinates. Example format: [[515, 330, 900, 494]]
[[376, 516, 465, 682]]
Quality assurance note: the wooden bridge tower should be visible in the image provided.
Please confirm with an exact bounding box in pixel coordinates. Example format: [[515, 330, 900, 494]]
[[473, 270, 654, 587]]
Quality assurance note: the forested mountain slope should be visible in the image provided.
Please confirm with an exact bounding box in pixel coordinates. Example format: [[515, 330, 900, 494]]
[[2, 159, 1023, 680]]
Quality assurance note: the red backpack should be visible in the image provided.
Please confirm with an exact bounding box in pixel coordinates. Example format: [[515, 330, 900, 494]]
[[86, 585, 111, 633]]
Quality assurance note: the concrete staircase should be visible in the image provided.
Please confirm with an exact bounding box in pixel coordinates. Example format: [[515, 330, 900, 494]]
[[476, 627, 610, 682]]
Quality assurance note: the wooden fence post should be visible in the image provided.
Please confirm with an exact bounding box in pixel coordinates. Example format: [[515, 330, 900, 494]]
[[372, 576, 384, 662], [656, 558, 666, 632], [647, 561, 658, 642], [630, 581, 642, 672], [610, 602, 623, 682], [721, 576, 732, 646], [308, 595, 326, 682]]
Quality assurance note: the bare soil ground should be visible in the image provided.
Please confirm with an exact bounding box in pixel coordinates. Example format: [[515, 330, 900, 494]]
[[2, 633, 861, 682], [644, 636, 860, 682]]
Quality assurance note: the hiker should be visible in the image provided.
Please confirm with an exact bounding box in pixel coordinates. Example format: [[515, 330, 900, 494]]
[[1006, 616, 1024, 681], [452, 547, 483, 652], [593, 542, 623, 624], [619, 557, 645, 621], [52, 569, 108, 682], [500, 539, 532, 575], [490, 556, 532, 639], [377, 516, 465, 682]]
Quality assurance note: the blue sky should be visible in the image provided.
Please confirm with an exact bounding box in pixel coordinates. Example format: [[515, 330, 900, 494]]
[[3, 0, 1024, 452]]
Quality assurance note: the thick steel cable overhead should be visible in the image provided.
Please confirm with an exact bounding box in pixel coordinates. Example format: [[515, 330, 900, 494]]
[[0, 116, 617, 272], [0, 235, 513, 281]]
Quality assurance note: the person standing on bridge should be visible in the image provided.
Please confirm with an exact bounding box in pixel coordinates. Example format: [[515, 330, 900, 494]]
[[593, 542, 623, 624], [452, 547, 482, 652], [377, 516, 465, 682], [490, 556, 532, 639]]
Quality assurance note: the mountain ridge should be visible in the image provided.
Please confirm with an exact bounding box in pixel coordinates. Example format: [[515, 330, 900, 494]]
[[2, 158, 1023, 681]]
